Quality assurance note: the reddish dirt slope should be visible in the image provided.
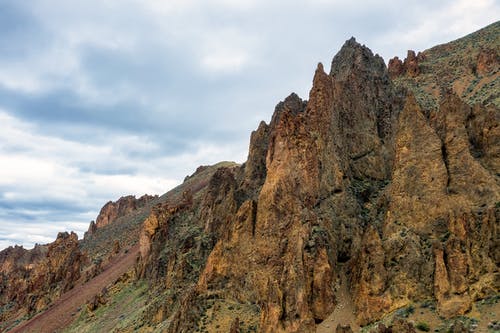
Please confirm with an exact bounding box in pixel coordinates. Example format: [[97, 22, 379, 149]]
[[9, 245, 139, 333]]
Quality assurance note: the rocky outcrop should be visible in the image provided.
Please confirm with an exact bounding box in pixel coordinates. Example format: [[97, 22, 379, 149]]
[[370, 319, 417, 333], [388, 50, 425, 78], [475, 48, 499, 76], [391, 22, 499, 110], [160, 38, 402, 332], [239, 120, 270, 199], [0, 232, 86, 327], [387, 56, 404, 78], [336, 324, 353, 333], [92, 194, 157, 231], [135, 31, 499, 333], [229, 317, 241, 333]]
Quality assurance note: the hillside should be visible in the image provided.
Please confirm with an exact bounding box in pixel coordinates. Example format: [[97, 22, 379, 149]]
[[388, 21, 499, 111], [1, 22, 499, 333], [0, 162, 236, 332]]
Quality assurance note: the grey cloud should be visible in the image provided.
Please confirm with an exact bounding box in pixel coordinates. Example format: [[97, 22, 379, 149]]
[[0, 2, 50, 59]]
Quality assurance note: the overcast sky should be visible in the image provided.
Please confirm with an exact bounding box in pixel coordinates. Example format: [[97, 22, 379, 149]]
[[0, 0, 498, 250]]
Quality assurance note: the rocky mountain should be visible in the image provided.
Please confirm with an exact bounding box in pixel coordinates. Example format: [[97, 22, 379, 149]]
[[0, 232, 85, 330], [87, 194, 157, 235], [1, 22, 499, 333]]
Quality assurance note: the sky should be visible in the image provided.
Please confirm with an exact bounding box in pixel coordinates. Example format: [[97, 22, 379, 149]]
[[0, 0, 498, 250]]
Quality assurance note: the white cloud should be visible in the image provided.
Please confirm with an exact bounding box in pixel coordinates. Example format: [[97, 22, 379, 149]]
[[0, 219, 90, 249], [202, 50, 250, 72]]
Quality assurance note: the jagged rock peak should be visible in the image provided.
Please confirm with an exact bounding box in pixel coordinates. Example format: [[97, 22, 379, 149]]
[[388, 49, 425, 78], [279, 92, 305, 112], [56, 231, 78, 241], [269, 92, 307, 129], [330, 36, 387, 80]]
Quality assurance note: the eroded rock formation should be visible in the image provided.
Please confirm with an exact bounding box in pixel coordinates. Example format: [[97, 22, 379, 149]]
[[93, 194, 157, 230], [137, 27, 499, 332], [0, 232, 86, 326]]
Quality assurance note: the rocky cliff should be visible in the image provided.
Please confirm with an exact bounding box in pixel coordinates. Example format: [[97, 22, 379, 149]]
[[135, 22, 499, 332], [0, 194, 157, 331], [86, 194, 157, 236], [0, 232, 86, 330], [1, 22, 499, 333]]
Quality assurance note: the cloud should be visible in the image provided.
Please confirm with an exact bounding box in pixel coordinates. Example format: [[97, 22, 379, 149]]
[[0, 109, 246, 248], [0, 0, 498, 250]]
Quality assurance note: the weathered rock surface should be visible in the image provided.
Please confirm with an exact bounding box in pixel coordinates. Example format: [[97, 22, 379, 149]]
[[0, 232, 86, 328], [92, 194, 157, 231], [388, 50, 425, 79], [336, 324, 353, 333], [476, 47, 499, 76], [369, 318, 417, 333], [134, 24, 499, 333]]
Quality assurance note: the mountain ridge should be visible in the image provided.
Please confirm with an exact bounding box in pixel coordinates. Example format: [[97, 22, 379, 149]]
[[1, 22, 499, 333]]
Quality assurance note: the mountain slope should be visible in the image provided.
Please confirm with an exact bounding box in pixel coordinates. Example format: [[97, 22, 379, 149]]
[[0, 162, 235, 332], [389, 21, 499, 110]]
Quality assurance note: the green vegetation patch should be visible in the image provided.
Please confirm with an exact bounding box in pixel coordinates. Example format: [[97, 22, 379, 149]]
[[63, 281, 149, 333]]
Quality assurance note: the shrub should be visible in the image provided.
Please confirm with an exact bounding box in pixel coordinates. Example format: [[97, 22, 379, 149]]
[[395, 305, 415, 318], [416, 322, 430, 331]]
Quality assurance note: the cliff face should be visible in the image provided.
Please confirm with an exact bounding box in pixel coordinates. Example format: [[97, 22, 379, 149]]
[[87, 194, 157, 234], [0, 232, 86, 328], [0, 195, 156, 331], [136, 23, 499, 332]]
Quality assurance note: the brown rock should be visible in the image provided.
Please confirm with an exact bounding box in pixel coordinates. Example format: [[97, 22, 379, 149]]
[[386, 94, 448, 234], [388, 56, 405, 78], [404, 50, 420, 77], [336, 324, 353, 332], [466, 103, 500, 175], [449, 320, 468, 333], [95, 194, 157, 229], [371, 323, 389, 333], [388, 50, 424, 78], [0, 231, 86, 325], [391, 318, 416, 333], [239, 120, 270, 199], [229, 317, 240, 333], [151, 31, 499, 332], [85, 220, 97, 238], [369, 319, 417, 333], [476, 48, 499, 76], [351, 226, 391, 325], [86, 291, 107, 312], [112, 240, 120, 254]]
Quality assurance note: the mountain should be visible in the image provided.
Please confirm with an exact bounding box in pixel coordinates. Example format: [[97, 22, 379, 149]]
[[1, 22, 499, 333]]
